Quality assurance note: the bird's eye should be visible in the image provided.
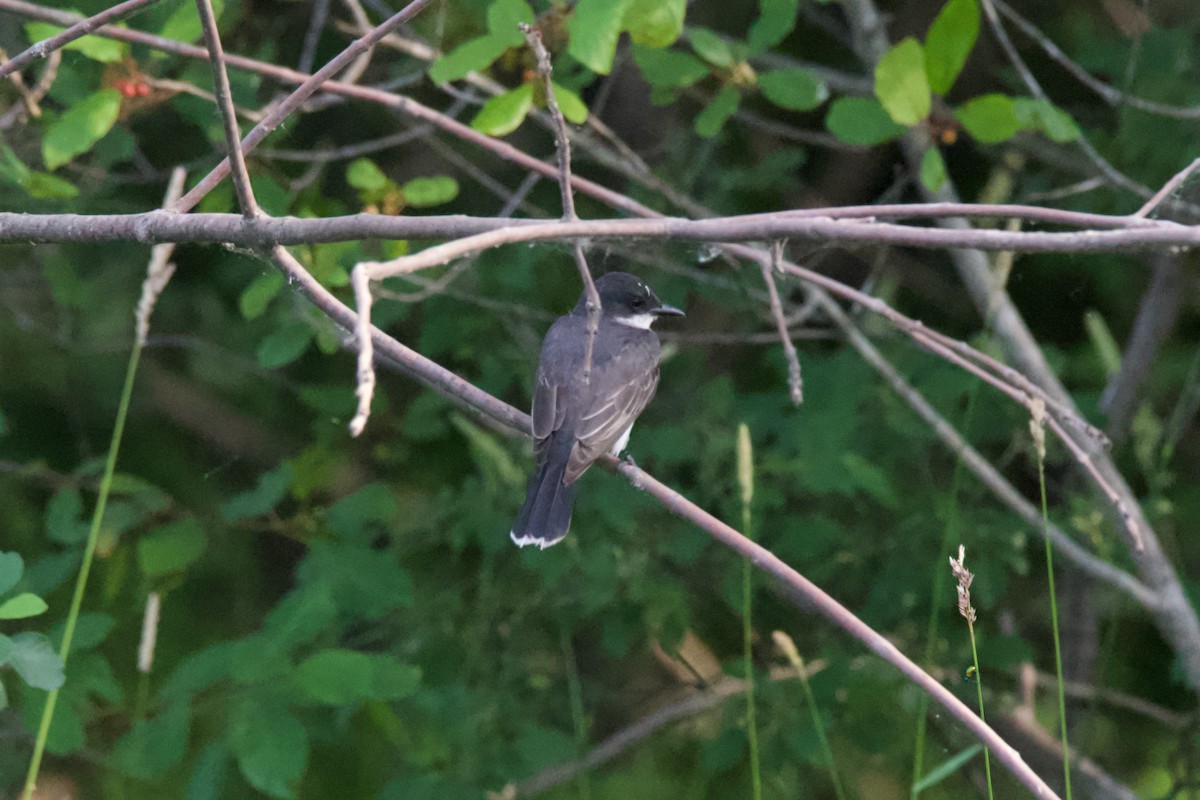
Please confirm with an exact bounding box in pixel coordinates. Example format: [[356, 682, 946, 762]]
[[632, 297, 646, 309]]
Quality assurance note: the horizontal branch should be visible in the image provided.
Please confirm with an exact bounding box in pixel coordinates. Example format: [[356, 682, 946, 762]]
[[0, 209, 1193, 253]]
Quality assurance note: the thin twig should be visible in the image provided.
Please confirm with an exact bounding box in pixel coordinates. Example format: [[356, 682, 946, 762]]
[[993, 0, 1200, 121], [761, 242, 804, 404], [815, 292, 1156, 607], [171, 0, 435, 213], [1134, 156, 1200, 218], [978, 0, 1153, 202], [296, 0, 331, 74], [520, 23, 601, 387], [0, 0, 161, 79], [195, 0, 259, 218]]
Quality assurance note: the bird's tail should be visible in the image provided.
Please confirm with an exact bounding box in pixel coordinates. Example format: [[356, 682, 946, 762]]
[[510, 439, 578, 549]]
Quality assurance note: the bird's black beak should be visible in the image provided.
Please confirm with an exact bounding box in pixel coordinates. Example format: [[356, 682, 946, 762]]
[[652, 303, 685, 318]]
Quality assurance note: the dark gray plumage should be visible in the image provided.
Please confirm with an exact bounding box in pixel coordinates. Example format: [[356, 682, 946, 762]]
[[510, 272, 684, 549]]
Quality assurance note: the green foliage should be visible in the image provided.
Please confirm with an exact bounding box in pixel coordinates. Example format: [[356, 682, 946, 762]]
[[924, 0, 980, 95], [428, 0, 533, 84], [874, 38, 932, 126], [825, 97, 905, 145], [471, 83, 535, 136], [567, 0, 636, 75], [757, 68, 828, 111], [42, 89, 121, 170], [2, 1, 1196, 798], [920, 147, 947, 191], [748, 0, 799, 55], [695, 85, 740, 138], [24, 22, 127, 63], [956, 93, 1020, 143]]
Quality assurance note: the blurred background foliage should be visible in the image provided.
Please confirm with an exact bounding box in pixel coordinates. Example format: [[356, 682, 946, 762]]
[[1, 0, 1200, 798]]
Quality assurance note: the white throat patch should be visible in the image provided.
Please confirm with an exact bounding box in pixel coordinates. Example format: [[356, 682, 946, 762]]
[[614, 313, 655, 330]]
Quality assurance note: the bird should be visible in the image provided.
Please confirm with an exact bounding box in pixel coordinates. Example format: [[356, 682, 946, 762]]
[[510, 272, 684, 549]]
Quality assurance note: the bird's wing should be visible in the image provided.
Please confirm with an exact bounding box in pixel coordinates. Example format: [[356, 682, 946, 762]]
[[565, 363, 660, 483], [531, 366, 568, 444]]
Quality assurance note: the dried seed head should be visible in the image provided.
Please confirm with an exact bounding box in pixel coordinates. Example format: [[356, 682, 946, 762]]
[[949, 545, 977, 624], [1029, 397, 1046, 461]]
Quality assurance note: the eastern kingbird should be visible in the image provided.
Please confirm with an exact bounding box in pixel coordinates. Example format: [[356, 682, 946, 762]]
[[510, 272, 684, 549]]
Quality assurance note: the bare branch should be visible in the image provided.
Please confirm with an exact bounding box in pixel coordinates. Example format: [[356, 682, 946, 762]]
[[761, 243, 804, 405], [993, 0, 1200, 121], [0, 0, 161, 80], [171, 0, 435, 213], [135, 167, 188, 347], [520, 23, 601, 387], [195, 0, 259, 218]]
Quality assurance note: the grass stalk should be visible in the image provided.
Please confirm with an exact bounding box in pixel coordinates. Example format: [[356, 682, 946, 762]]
[[950, 546, 994, 800], [1031, 401, 1072, 798], [560, 626, 592, 800], [774, 631, 847, 800], [911, 389, 979, 796], [736, 424, 762, 800], [23, 176, 181, 800], [22, 340, 144, 800]]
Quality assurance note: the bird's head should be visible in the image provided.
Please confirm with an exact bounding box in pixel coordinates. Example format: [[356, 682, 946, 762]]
[[581, 272, 685, 329]]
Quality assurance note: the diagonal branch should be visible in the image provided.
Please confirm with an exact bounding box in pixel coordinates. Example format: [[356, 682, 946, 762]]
[[171, 0, 434, 213], [274, 243, 1061, 800], [194, 0, 259, 218], [0, 0, 161, 80], [520, 23, 601, 388]]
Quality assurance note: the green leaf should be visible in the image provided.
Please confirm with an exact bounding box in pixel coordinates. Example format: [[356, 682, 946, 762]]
[[623, 0, 686, 47], [1015, 97, 1080, 142], [924, 0, 979, 95], [45, 488, 89, 544], [688, 27, 735, 67], [471, 83, 535, 137], [824, 97, 905, 146], [567, 0, 636, 75], [24, 171, 80, 199], [239, 271, 285, 320], [42, 89, 122, 170], [695, 85, 740, 138], [748, 0, 799, 55], [429, 35, 511, 84], [920, 147, 947, 190], [257, 321, 313, 368], [874, 37, 931, 125], [295, 649, 420, 705], [9, 632, 65, 691], [913, 745, 982, 793], [402, 176, 460, 208], [220, 463, 293, 521], [0, 593, 48, 620], [486, 0, 536, 45], [0, 552, 23, 595], [159, 0, 225, 42], [758, 68, 828, 111], [631, 44, 709, 89], [229, 699, 308, 800], [187, 740, 231, 800], [552, 82, 589, 125], [51, 612, 115, 653], [957, 93, 1019, 143], [517, 724, 580, 772], [450, 414, 523, 488], [25, 22, 127, 63], [137, 517, 207, 577], [346, 158, 389, 192], [112, 701, 191, 779], [326, 483, 397, 541]]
